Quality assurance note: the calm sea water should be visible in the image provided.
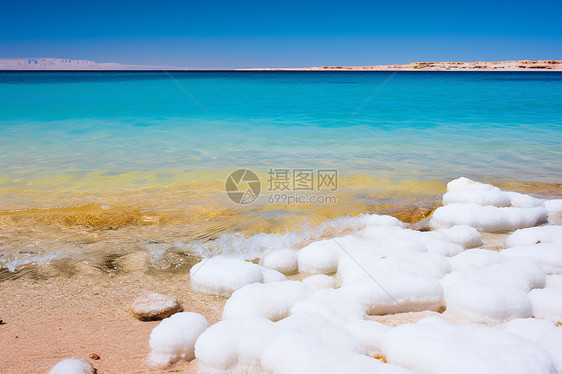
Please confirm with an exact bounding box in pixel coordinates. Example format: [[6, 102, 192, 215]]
[[1, 71, 562, 194], [1, 71, 562, 272]]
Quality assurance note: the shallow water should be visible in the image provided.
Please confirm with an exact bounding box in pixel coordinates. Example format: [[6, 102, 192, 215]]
[[1, 71, 561, 274]]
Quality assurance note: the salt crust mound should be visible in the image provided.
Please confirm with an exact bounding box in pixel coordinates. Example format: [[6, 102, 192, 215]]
[[383, 317, 557, 374], [261, 331, 414, 374], [260, 249, 298, 274], [190, 257, 286, 297], [529, 286, 562, 323], [302, 274, 335, 289], [290, 288, 365, 324], [538, 329, 562, 373], [503, 242, 562, 274], [507, 226, 562, 247], [546, 199, 562, 216], [48, 359, 95, 374], [339, 274, 444, 315], [431, 203, 548, 232], [195, 313, 413, 374], [433, 177, 550, 232], [148, 312, 208, 368], [443, 250, 547, 323], [502, 318, 556, 341], [223, 281, 314, 321]]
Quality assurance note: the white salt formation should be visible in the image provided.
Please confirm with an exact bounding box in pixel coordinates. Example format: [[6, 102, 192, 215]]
[[223, 281, 314, 321], [431, 178, 549, 231], [181, 177, 562, 373], [190, 257, 286, 297], [383, 317, 557, 374], [260, 249, 298, 274], [48, 359, 95, 374], [148, 312, 208, 368]]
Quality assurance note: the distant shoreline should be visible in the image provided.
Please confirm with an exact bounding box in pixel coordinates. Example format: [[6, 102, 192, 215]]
[[237, 60, 562, 71], [1, 58, 561, 71]]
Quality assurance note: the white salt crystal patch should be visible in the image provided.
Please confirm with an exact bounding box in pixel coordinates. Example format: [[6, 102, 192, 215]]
[[190, 257, 264, 297], [443, 182, 512, 207], [297, 238, 345, 274], [449, 248, 502, 272], [507, 191, 545, 209], [529, 287, 562, 323], [148, 312, 208, 368], [223, 281, 314, 322], [195, 315, 275, 374], [260, 332, 395, 374], [447, 250, 545, 292], [546, 274, 562, 288], [302, 274, 335, 289], [345, 320, 391, 357], [445, 279, 532, 324], [337, 249, 450, 283], [277, 313, 363, 353], [260, 267, 287, 283], [260, 249, 298, 274], [502, 242, 562, 274], [502, 318, 556, 341], [383, 317, 556, 374], [430, 203, 547, 232], [507, 226, 562, 247], [261, 331, 414, 374], [363, 213, 404, 227], [290, 288, 365, 325], [49, 359, 94, 374], [545, 199, 562, 216], [437, 225, 483, 248], [417, 237, 464, 256], [447, 177, 476, 193], [537, 328, 562, 373], [339, 273, 444, 315]]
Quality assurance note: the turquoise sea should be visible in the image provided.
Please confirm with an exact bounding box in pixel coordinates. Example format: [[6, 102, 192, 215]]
[[1, 71, 562, 271], [2, 71, 562, 190]]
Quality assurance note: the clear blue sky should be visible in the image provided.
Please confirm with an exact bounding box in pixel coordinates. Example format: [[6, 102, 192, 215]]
[[1, 0, 561, 69]]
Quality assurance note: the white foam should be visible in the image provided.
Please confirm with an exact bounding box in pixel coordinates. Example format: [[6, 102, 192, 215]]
[[148, 312, 208, 368], [345, 320, 391, 357]]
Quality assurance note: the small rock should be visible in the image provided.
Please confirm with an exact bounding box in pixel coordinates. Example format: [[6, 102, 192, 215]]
[[49, 359, 95, 374], [131, 293, 182, 321], [89, 353, 100, 360]]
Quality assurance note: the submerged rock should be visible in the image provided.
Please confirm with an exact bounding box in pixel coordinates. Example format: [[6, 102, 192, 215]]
[[131, 293, 182, 321]]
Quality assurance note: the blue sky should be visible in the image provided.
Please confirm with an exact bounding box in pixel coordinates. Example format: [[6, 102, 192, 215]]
[[1, 0, 561, 68]]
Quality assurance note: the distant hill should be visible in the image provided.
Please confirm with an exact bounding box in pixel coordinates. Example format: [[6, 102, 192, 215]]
[[0, 58, 178, 70]]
